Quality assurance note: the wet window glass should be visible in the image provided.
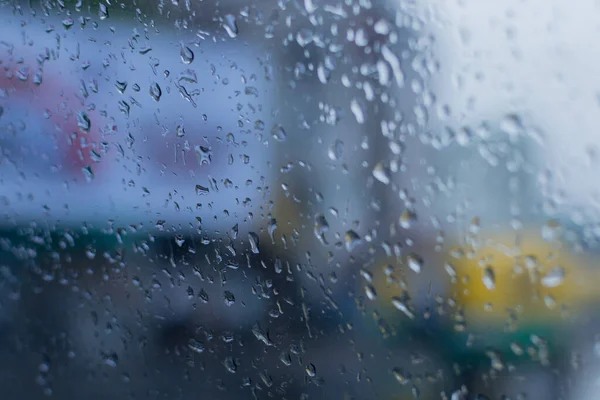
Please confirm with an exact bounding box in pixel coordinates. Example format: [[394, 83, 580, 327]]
[[0, 0, 598, 399]]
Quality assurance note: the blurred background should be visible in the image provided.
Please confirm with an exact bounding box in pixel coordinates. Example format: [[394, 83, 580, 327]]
[[1, 0, 600, 399]]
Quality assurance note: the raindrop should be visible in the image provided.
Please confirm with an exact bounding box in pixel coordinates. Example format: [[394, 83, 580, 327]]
[[82, 166, 94, 182], [268, 219, 278, 243], [482, 266, 495, 290], [103, 353, 118, 367], [399, 210, 416, 229], [296, 28, 314, 47], [115, 80, 127, 93], [223, 291, 235, 306], [223, 356, 237, 373], [77, 111, 91, 132], [391, 297, 415, 319], [350, 98, 365, 124], [406, 253, 423, 274], [541, 266, 565, 288], [306, 363, 317, 377], [344, 230, 361, 252], [99, 3, 109, 20], [280, 351, 292, 366], [149, 82, 162, 101], [359, 269, 373, 283], [33, 70, 43, 85], [314, 214, 329, 245], [328, 139, 344, 161], [195, 184, 209, 195], [372, 162, 390, 184], [16, 67, 29, 81], [62, 18, 74, 29], [304, 0, 317, 13], [365, 285, 377, 300], [222, 14, 239, 38], [252, 323, 273, 346], [180, 44, 194, 64], [392, 368, 410, 385], [248, 232, 260, 254], [176, 125, 185, 138], [271, 124, 287, 141], [188, 339, 205, 354]]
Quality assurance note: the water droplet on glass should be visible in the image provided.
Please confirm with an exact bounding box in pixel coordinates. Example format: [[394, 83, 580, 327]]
[[77, 111, 91, 132], [314, 214, 329, 245], [188, 338, 205, 354], [99, 3, 109, 20], [103, 353, 118, 367], [16, 67, 29, 81], [252, 323, 273, 346], [62, 18, 74, 29], [271, 124, 287, 142], [392, 367, 410, 385], [328, 139, 343, 161], [304, 0, 318, 13], [149, 82, 162, 101], [223, 291, 235, 306], [33, 70, 43, 85], [344, 230, 361, 252], [115, 80, 127, 93], [372, 162, 390, 184], [482, 266, 496, 290], [391, 297, 415, 319], [365, 285, 377, 300], [541, 266, 565, 288], [268, 219, 278, 243], [306, 363, 317, 377], [350, 98, 365, 124], [222, 14, 239, 38], [248, 232, 260, 254], [176, 125, 185, 138], [223, 356, 237, 373], [406, 253, 423, 274], [180, 44, 194, 64], [359, 268, 373, 283], [82, 166, 94, 182], [399, 210, 416, 229], [195, 184, 209, 195]]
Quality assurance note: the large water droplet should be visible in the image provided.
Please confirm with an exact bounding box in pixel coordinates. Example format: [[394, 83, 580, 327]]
[[365, 285, 377, 300], [328, 139, 343, 161], [223, 356, 237, 373], [399, 210, 416, 229], [482, 266, 496, 290], [99, 3, 109, 20], [350, 98, 365, 124], [344, 230, 361, 252], [223, 291, 236, 306], [314, 214, 329, 245], [541, 266, 565, 288], [149, 82, 162, 101], [180, 44, 194, 64], [77, 111, 91, 132], [373, 162, 390, 184], [271, 124, 287, 141], [248, 232, 260, 254], [391, 297, 415, 319], [188, 338, 205, 354], [406, 253, 423, 274], [223, 14, 239, 38]]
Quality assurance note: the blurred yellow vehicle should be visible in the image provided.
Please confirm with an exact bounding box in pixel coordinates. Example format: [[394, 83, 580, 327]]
[[447, 227, 597, 332]]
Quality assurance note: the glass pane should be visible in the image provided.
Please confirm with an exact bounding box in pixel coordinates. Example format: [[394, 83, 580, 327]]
[[0, 0, 597, 399]]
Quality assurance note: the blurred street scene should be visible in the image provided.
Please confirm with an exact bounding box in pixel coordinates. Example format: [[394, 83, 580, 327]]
[[2, 0, 600, 399]]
